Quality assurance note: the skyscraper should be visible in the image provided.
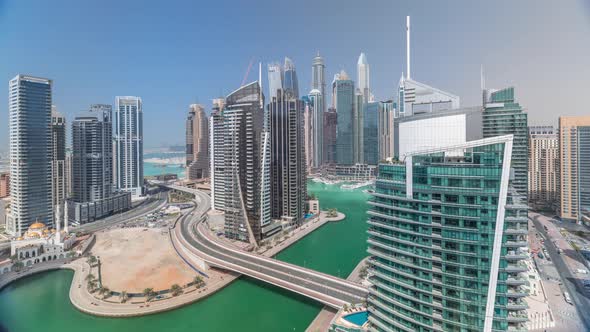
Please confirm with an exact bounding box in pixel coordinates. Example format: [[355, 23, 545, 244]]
[[186, 104, 209, 180], [69, 105, 131, 224], [268, 62, 283, 101], [357, 52, 370, 103], [397, 16, 460, 117], [283, 57, 299, 99], [353, 90, 364, 164], [333, 71, 355, 165], [210, 81, 272, 244], [8, 75, 53, 235], [268, 85, 306, 227], [115, 96, 143, 197], [303, 95, 313, 172], [311, 52, 326, 100], [51, 106, 67, 211], [71, 105, 113, 203], [368, 136, 528, 332], [323, 108, 337, 165], [378, 100, 395, 161], [210, 98, 226, 211], [559, 116, 590, 223], [483, 87, 528, 200], [528, 126, 558, 210], [363, 102, 379, 165], [309, 89, 324, 168]]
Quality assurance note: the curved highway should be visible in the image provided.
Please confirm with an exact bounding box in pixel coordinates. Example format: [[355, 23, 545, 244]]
[[161, 183, 368, 308]]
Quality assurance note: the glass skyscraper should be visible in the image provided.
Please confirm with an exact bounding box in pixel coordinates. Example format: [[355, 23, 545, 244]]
[[364, 102, 379, 165], [333, 71, 355, 165], [483, 87, 528, 200], [367, 136, 528, 332], [8, 75, 54, 235], [115, 96, 144, 197]]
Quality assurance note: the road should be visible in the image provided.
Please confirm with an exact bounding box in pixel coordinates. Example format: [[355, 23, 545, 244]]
[[0, 191, 168, 252], [530, 213, 590, 331], [167, 186, 367, 308]]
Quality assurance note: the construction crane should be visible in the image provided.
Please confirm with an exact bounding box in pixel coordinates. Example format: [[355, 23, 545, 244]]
[[241, 57, 255, 86]]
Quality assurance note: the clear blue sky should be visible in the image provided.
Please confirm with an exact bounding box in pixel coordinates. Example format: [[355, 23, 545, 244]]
[[1, 0, 589, 149]]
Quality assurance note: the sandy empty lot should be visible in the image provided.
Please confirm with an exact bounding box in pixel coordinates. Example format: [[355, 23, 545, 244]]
[[93, 228, 195, 293]]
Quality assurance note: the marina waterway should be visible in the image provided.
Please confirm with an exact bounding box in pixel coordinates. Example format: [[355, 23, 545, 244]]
[[0, 182, 369, 332]]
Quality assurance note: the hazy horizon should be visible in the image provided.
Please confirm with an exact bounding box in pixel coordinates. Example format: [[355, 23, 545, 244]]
[[1, 0, 589, 149]]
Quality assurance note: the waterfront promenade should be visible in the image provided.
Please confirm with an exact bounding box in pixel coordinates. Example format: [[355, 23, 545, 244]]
[[306, 257, 369, 332]]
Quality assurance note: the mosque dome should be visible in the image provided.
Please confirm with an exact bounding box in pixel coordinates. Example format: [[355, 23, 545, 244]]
[[29, 222, 46, 230]]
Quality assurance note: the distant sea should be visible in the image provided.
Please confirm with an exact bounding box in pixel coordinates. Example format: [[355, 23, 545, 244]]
[[144, 152, 185, 178]]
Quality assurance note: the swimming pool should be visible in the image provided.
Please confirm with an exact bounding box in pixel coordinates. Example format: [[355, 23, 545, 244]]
[[342, 311, 368, 326]]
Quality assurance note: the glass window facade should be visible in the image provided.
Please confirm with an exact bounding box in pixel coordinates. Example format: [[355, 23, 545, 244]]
[[367, 141, 528, 332]]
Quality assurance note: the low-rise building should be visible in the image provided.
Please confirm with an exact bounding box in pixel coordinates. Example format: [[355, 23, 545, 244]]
[[0, 172, 9, 198], [66, 191, 131, 225]]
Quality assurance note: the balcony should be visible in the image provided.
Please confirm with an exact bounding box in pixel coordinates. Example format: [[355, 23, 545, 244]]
[[504, 262, 527, 273], [506, 312, 528, 323], [506, 299, 528, 311]]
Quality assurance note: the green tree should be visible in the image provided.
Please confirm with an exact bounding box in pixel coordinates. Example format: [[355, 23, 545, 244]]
[[85, 273, 96, 281], [87, 255, 97, 266], [170, 284, 183, 296], [120, 291, 128, 303], [12, 261, 24, 272], [143, 288, 155, 301], [193, 275, 204, 288]]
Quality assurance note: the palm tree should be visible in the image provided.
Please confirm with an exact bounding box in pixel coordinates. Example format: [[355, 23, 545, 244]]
[[87, 280, 97, 292], [99, 286, 111, 299], [12, 261, 24, 272], [193, 275, 204, 288], [143, 288, 155, 301], [85, 273, 96, 281], [87, 255, 97, 266], [120, 291, 128, 303], [170, 284, 183, 296]]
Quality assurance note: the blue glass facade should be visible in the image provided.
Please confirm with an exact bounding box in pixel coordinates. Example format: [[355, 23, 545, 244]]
[[335, 79, 355, 165], [364, 102, 379, 165]]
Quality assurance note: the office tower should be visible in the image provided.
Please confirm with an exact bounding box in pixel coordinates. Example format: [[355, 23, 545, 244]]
[[210, 81, 272, 244], [309, 89, 324, 168], [483, 87, 528, 199], [559, 116, 590, 223], [398, 16, 460, 117], [323, 108, 337, 165], [268, 86, 306, 226], [357, 52, 370, 103], [210, 99, 226, 211], [268, 62, 283, 101], [186, 104, 209, 180], [363, 102, 379, 165], [378, 100, 395, 161], [303, 96, 313, 172], [0, 173, 9, 198], [283, 57, 299, 98], [368, 136, 528, 332], [528, 126, 558, 210], [311, 52, 326, 100], [70, 105, 130, 224], [395, 107, 483, 159], [353, 90, 364, 164], [115, 96, 143, 197], [51, 106, 67, 209], [65, 150, 73, 197], [333, 71, 355, 165], [8, 75, 53, 235]]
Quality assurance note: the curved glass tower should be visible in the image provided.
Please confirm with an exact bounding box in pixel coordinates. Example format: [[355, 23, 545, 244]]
[[367, 136, 528, 332]]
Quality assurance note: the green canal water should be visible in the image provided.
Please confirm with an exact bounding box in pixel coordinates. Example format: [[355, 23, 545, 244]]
[[0, 182, 369, 332]]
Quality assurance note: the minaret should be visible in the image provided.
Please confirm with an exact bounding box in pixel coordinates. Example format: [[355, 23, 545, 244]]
[[55, 204, 61, 243], [406, 16, 411, 80], [63, 200, 69, 233]]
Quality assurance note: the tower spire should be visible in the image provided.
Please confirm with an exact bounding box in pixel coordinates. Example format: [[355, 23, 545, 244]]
[[406, 16, 411, 80]]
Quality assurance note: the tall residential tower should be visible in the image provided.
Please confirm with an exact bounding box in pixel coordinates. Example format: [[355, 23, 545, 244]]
[[114, 96, 143, 197], [8, 75, 54, 235], [186, 104, 209, 180]]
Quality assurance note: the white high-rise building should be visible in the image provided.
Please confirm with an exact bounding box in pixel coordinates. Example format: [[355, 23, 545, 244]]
[[8, 75, 54, 235], [114, 96, 143, 198], [357, 52, 370, 103], [398, 16, 460, 117]]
